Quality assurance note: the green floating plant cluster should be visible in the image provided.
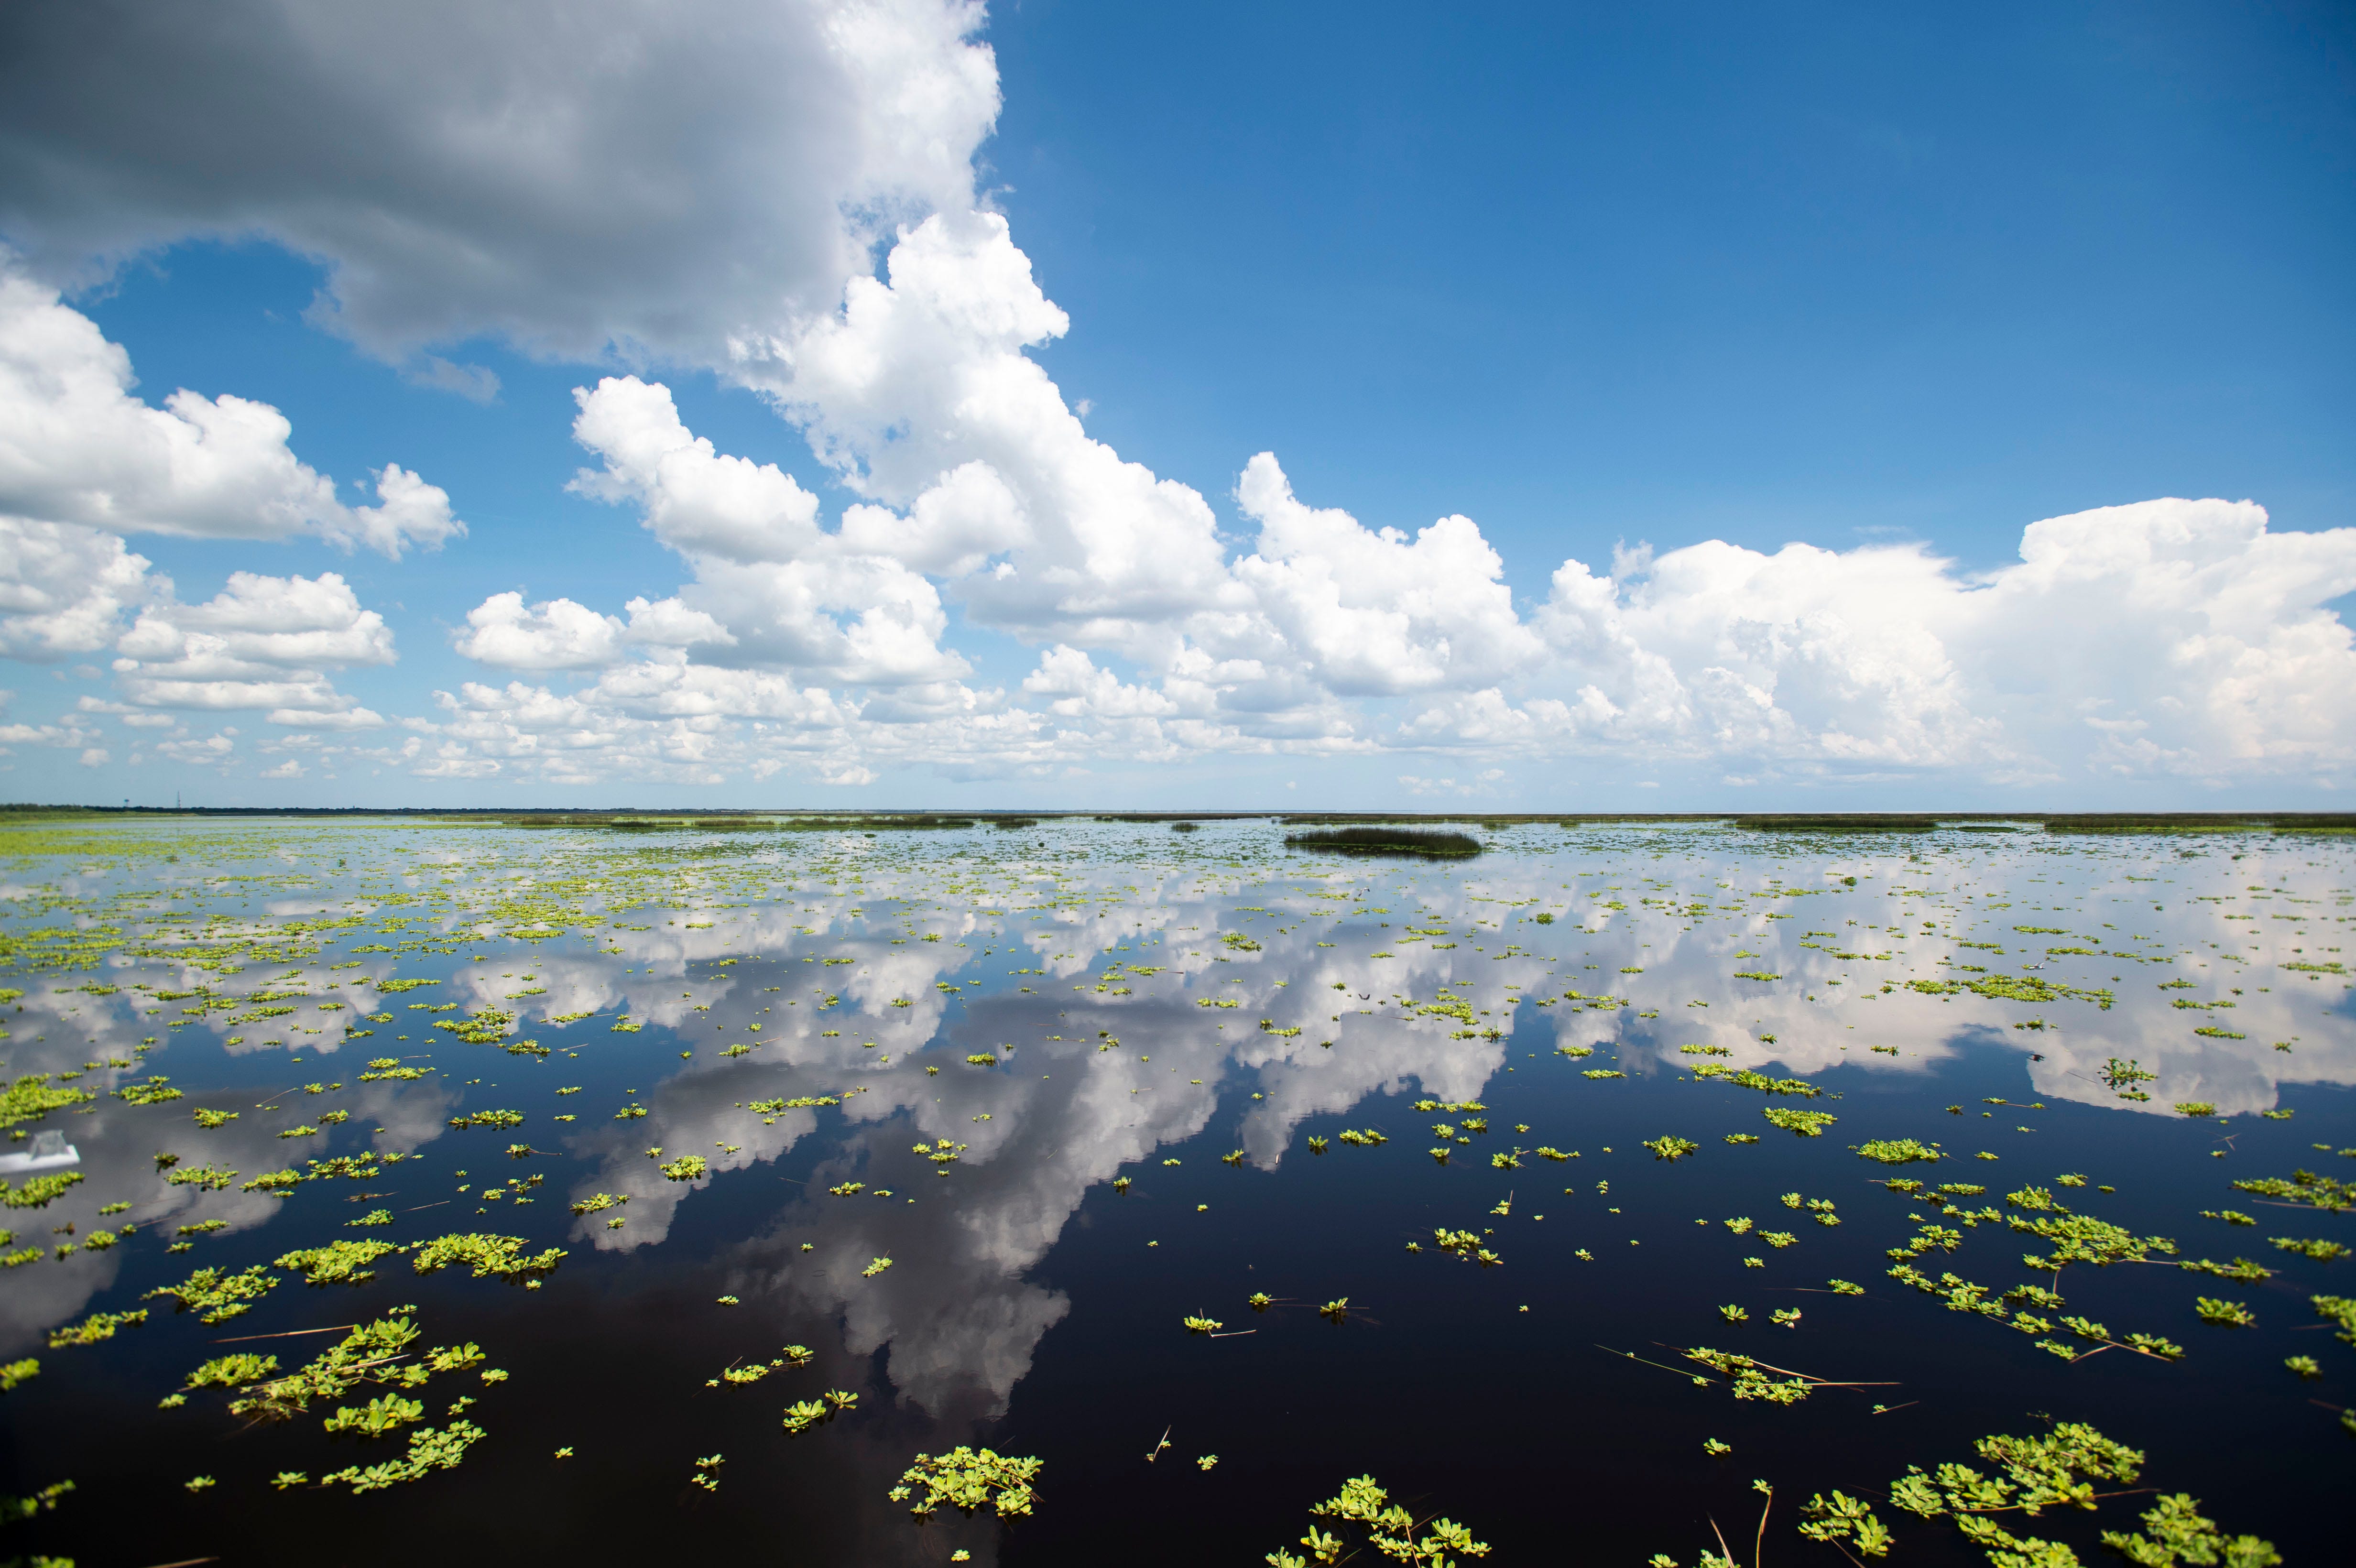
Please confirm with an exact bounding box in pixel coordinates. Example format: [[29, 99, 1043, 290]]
[[1691, 1065, 1825, 1098], [0, 1171, 85, 1209], [46, 1308, 147, 1348], [265, 1238, 402, 1287], [781, 1388, 858, 1435], [1856, 1139, 1942, 1166], [1682, 1346, 1815, 1405], [144, 1263, 280, 1324], [1798, 1420, 2276, 1568], [447, 1108, 525, 1131], [408, 1232, 567, 1284], [1267, 1473, 1488, 1567], [172, 1310, 500, 1494], [2231, 1169, 2354, 1212], [890, 1445, 1042, 1518], [1, 1073, 97, 1128]]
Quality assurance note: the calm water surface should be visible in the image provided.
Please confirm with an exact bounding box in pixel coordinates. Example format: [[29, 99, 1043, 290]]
[[1, 817, 2350, 1565]]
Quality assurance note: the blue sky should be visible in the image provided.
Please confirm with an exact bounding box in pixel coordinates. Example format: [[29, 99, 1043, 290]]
[[1, 0, 2352, 808]]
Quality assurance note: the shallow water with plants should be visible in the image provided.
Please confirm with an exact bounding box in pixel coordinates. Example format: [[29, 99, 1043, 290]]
[[1, 814, 2350, 1566]]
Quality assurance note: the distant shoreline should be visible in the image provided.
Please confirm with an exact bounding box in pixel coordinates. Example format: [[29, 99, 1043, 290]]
[[3, 804, 2350, 835]]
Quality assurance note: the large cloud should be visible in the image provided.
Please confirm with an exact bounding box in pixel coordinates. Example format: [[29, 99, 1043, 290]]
[[0, 0, 998, 372]]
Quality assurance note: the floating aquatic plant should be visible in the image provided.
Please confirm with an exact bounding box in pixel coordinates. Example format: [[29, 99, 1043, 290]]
[[1801, 1419, 2277, 1568], [275, 1238, 402, 1286], [1, 1171, 86, 1208], [891, 1445, 1041, 1518], [2267, 1237, 2346, 1261], [1856, 1140, 1942, 1166], [1764, 1108, 1837, 1138], [447, 1108, 526, 1131], [47, 1308, 147, 1348], [410, 1232, 565, 1284], [1265, 1473, 1488, 1568], [144, 1263, 279, 1324], [2231, 1169, 2354, 1212], [317, 1420, 487, 1492], [0, 1073, 96, 1128]]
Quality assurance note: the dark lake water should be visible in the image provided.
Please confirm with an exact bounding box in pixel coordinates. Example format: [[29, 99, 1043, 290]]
[[1, 816, 2349, 1566]]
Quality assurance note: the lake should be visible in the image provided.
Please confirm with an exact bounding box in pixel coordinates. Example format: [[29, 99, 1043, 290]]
[[1, 815, 2349, 1566]]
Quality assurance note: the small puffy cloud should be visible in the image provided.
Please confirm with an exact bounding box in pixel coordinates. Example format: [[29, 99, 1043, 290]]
[[267, 707, 385, 732], [0, 687, 101, 758], [76, 697, 174, 730], [155, 732, 235, 769], [112, 571, 394, 721], [0, 266, 463, 556], [455, 592, 623, 670], [453, 589, 738, 671], [1021, 645, 1174, 719], [1398, 772, 1503, 797], [120, 571, 396, 666]]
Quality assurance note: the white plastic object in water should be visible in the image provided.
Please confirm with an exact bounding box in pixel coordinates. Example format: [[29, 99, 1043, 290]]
[[0, 1129, 81, 1175]]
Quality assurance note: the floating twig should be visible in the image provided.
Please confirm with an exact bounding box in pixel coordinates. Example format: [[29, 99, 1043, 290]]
[[209, 1323, 360, 1344]]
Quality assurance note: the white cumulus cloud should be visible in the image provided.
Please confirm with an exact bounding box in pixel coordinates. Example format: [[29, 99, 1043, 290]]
[[0, 265, 463, 556], [112, 571, 393, 725]]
